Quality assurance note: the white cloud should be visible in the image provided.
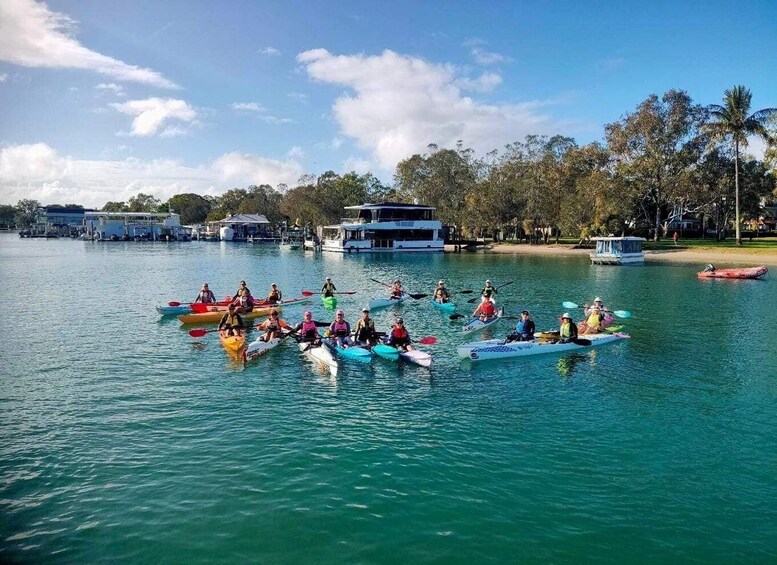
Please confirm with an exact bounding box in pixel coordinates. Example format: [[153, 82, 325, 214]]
[[287, 146, 305, 159], [330, 137, 344, 150], [110, 98, 197, 136], [0, 73, 8, 82], [288, 92, 308, 103], [259, 47, 280, 56], [96, 82, 125, 96], [470, 47, 507, 66], [231, 102, 265, 112], [456, 72, 502, 93], [342, 157, 372, 174], [0, 143, 305, 207], [0, 0, 178, 88], [297, 48, 559, 169]]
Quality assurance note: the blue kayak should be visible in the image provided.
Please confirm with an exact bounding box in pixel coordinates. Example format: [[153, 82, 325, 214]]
[[430, 300, 456, 313], [156, 304, 192, 316], [372, 343, 400, 361], [326, 342, 372, 362]]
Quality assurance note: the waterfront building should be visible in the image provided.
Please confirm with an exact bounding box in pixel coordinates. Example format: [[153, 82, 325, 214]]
[[84, 212, 188, 241], [590, 236, 645, 265]]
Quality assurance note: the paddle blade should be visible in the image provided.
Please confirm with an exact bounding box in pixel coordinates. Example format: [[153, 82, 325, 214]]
[[301, 290, 314, 296], [562, 301, 578, 309], [449, 314, 465, 320], [168, 301, 182, 307], [613, 310, 632, 318], [466, 296, 480, 304], [189, 329, 208, 338], [458, 290, 474, 294], [408, 293, 428, 300], [338, 291, 357, 295], [418, 336, 437, 345], [573, 338, 592, 346]]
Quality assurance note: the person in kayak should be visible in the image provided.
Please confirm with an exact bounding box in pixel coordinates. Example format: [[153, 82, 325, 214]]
[[582, 297, 606, 334], [293, 310, 323, 346], [476, 298, 497, 321], [328, 310, 353, 348], [233, 280, 252, 300], [433, 280, 451, 303], [256, 309, 290, 342], [354, 308, 379, 346], [506, 310, 535, 342], [218, 304, 244, 336], [321, 277, 337, 297], [703, 264, 716, 272], [390, 279, 404, 299], [480, 279, 497, 304], [232, 290, 255, 314], [559, 313, 578, 343], [266, 283, 282, 304], [194, 283, 216, 304], [385, 317, 413, 351]]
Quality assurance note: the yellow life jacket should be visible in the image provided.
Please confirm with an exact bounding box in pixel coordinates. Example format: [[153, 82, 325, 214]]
[[586, 312, 602, 327], [560, 322, 571, 338]]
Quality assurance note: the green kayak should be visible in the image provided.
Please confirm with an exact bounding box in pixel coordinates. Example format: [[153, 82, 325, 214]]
[[322, 295, 337, 309]]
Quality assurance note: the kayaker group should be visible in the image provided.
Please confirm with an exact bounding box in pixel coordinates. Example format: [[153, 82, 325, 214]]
[[195, 279, 284, 314]]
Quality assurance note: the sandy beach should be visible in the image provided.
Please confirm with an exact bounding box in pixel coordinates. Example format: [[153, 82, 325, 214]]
[[447, 243, 777, 267]]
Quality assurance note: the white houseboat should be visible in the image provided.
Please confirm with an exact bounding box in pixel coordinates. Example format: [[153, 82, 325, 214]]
[[590, 236, 645, 265], [321, 203, 445, 253]]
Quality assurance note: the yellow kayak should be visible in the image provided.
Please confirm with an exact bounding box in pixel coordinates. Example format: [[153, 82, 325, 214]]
[[219, 330, 245, 353], [178, 305, 281, 325]]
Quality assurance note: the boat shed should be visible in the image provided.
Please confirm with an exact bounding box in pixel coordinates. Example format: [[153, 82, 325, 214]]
[[213, 214, 271, 241]]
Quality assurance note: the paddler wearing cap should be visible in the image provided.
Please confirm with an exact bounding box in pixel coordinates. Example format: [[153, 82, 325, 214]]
[[582, 297, 606, 333], [218, 303, 244, 336], [194, 283, 216, 304], [354, 308, 379, 346], [321, 277, 337, 297], [256, 309, 289, 342], [433, 280, 451, 303], [266, 283, 282, 304], [480, 279, 497, 303], [390, 279, 404, 299], [385, 317, 413, 351], [559, 312, 578, 343], [328, 309, 353, 348]]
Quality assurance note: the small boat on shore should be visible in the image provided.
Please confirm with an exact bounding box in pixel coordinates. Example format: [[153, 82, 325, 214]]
[[697, 265, 767, 280]]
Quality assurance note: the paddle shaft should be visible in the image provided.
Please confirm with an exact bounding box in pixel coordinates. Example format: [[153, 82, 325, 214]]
[[467, 280, 513, 303]]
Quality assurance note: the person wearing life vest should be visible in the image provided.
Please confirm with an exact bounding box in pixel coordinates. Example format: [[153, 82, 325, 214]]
[[218, 304, 244, 336], [507, 310, 535, 342], [559, 313, 578, 343], [480, 279, 497, 304], [582, 297, 606, 334], [256, 309, 289, 341], [386, 317, 413, 351], [433, 280, 451, 303], [477, 299, 497, 321], [194, 283, 216, 304], [328, 309, 353, 348], [321, 277, 337, 297], [354, 308, 379, 346], [266, 283, 282, 304], [232, 291, 255, 314], [390, 279, 404, 299], [293, 311, 322, 345], [232, 280, 252, 300]]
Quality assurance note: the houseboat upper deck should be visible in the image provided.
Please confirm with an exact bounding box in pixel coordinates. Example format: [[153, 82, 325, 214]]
[[590, 236, 645, 265]]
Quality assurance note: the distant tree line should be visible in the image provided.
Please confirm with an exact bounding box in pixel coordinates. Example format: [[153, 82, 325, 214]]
[[5, 86, 775, 243]]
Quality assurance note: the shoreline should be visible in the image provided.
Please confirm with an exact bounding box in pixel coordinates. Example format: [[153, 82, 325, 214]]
[[446, 243, 777, 266]]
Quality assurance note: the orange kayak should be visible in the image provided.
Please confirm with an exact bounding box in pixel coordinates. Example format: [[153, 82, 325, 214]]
[[219, 330, 245, 353], [697, 266, 767, 280]]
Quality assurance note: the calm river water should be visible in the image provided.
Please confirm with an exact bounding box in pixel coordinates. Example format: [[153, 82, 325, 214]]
[[1, 234, 776, 563]]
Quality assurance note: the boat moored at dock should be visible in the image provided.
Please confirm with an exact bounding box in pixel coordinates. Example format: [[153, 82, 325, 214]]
[[590, 236, 645, 265]]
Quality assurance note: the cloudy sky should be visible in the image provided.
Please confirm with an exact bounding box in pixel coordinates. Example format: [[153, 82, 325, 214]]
[[1, 0, 775, 208]]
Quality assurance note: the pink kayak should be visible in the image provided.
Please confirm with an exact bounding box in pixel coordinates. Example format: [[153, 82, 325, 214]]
[[697, 266, 768, 280]]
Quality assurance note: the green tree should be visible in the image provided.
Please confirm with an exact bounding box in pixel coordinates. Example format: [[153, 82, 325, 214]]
[[238, 185, 283, 225], [0, 204, 16, 228], [102, 201, 129, 212], [606, 90, 705, 241], [705, 85, 777, 244], [167, 193, 211, 224], [206, 188, 248, 221], [127, 193, 161, 212], [14, 199, 40, 228]]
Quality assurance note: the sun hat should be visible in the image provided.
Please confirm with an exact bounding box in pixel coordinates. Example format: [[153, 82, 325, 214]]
[[594, 297, 602, 302], [486, 279, 492, 283], [336, 309, 344, 315], [561, 312, 572, 319], [438, 280, 445, 284], [362, 307, 370, 312], [396, 317, 404, 323]]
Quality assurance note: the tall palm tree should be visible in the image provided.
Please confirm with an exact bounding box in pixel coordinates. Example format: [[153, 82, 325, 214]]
[[706, 86, 776, 244]]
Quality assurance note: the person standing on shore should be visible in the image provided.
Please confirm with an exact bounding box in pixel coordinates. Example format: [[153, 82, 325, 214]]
[[194, 283, 216, 304], [673, 231, 679, 245]]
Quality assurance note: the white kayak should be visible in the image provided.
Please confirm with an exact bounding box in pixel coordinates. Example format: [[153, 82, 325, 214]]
[[460, 332, 630, 362], [461, 308, 504, 334], [298, 340, 339, 376], [399, 349, 432, 368], [367, 294, 410, 311], [243, 332, 286, 362]]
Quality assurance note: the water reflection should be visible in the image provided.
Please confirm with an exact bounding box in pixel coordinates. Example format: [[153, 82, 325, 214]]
[[556, 353, 589, 377]]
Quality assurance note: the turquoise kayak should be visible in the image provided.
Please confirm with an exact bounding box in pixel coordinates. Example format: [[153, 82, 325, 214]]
[[430, 300, 455, 313], [372, 343, 400, 361], [326, 342, 372, 362], [322, 295, 337, 309]]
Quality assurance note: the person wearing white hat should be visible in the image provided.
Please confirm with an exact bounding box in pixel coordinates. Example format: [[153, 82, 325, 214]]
[[433, 279, 451, 304], [266, 282, 282, 304], [480, 279, 497, 304], [559, 312, 578, 343], [583, 297, 607, 334], [321, 276, 337, 297]]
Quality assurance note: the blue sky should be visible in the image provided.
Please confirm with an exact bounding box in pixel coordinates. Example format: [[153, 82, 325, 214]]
[[0, 0, 775, 207]]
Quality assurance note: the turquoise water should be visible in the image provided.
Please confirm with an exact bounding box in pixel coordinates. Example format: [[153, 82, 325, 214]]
[[2, 234, 776, 563]]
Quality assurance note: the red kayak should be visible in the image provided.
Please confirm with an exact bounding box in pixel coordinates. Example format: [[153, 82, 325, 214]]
[[697, 265, 768, 280]]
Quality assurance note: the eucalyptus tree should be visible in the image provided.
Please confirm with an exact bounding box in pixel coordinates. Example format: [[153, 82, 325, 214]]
[[14, 199, 40, 227], [705, 85, 776, 244], [606, 90, 706, 241], [167, 193, 211, 224]]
